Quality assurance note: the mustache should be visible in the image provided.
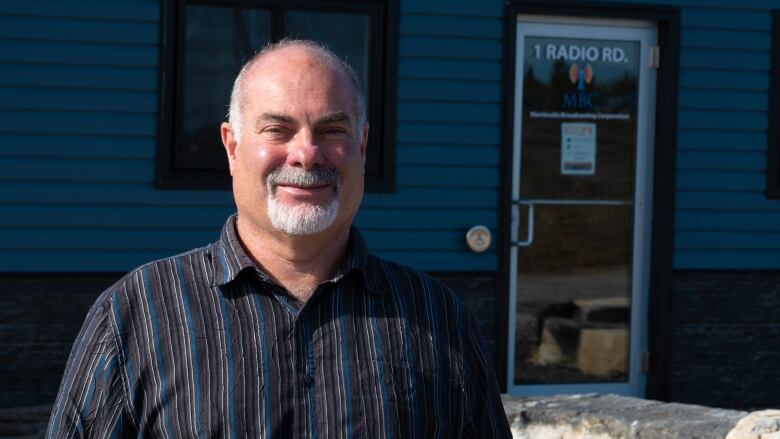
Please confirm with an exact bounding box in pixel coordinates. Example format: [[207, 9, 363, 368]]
[[266, 167, 340, 192]]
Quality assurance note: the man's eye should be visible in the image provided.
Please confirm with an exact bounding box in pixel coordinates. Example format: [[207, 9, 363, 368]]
[[321, 127, 348, 136], [262, 126, 292, 137]]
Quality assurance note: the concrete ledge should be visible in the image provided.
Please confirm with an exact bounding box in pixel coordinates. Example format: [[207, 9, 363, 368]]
[[502, 394, 747, 439]]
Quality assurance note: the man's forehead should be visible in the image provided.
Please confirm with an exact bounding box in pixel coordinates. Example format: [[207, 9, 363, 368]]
[[258, 111, 350, 124], [246, 46, 349, 87], [241, 48, 356, 117]]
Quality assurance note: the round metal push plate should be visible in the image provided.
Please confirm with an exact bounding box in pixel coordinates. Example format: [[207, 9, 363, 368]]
[[465, 225, 492, 253]]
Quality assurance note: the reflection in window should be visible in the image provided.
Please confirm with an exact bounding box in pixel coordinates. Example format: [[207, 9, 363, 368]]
[[180, 6, 271, 171]]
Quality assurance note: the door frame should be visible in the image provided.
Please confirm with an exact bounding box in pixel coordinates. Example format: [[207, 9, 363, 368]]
[[497, 1, 680, 400], [510, 17, 656, 396]]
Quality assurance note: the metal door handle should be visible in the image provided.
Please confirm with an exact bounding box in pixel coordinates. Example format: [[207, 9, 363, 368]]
[[510, 199, 631, 248], [513, 201, 534, 247]]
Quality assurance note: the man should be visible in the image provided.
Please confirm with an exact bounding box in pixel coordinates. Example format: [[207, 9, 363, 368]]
[[48, 40, 511, 438]]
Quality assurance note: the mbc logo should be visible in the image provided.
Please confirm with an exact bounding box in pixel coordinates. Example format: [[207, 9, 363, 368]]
[[563, 63, 599, 110]]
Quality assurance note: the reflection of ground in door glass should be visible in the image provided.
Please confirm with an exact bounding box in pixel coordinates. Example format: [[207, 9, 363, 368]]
[[514, 205, 633, 385], [515, 267, 631, 384]]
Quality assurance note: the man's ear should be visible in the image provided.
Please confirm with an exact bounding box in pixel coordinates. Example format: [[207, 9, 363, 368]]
[[221, 122, 238, 176]]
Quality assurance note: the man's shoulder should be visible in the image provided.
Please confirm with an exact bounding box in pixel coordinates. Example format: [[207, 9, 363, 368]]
[[92, 244, 216, 311]]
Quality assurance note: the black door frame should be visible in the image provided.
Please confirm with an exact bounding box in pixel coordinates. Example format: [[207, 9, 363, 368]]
[[497, 0, 680, 399]]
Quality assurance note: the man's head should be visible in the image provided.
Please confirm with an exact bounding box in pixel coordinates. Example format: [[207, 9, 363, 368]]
[[220, 40, 369, 238], [227, 40, 367, 141]]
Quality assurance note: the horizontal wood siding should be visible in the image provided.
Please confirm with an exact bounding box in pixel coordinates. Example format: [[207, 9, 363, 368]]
[[371, 0, 503, 270], [6, 0, 779, 273], [0, 0, 502, 272], [0, 0, 169, 272], [671, 0, 780, 269]]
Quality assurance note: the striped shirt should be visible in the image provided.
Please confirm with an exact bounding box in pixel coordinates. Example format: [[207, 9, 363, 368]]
[[47, 214, 511, 438]]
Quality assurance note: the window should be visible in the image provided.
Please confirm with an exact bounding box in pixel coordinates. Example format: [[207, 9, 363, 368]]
[[157, 0, 397, 191], [769, 10, 780, 198]]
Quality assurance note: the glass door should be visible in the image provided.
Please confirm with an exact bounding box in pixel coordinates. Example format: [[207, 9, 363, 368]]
[[507, 16, 657, 396]]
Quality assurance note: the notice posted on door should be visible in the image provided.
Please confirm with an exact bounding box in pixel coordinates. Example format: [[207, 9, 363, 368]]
[[561, 122, 596, 175]]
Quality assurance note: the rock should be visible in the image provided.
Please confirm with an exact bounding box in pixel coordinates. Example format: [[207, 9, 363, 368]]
[[576, 327, 629, 377], [573, 297, 629, 323], [515, 311, 541, 361], [726, 410, 780, 439], [532, 317, 581, 366], [532, 316, 628, 372], [503, 393, 746, 439]]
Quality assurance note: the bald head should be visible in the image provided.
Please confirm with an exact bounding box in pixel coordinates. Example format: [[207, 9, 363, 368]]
[[227, 39, 367, 141]]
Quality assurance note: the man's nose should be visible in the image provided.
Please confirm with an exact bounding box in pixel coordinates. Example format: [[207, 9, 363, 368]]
[[286, 129, 325, 169]]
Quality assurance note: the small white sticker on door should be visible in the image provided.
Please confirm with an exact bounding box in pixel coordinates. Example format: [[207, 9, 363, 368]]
[[561, 122, 597, 175]]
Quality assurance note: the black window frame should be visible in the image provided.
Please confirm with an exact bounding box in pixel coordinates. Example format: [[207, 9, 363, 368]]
[[768, 10, 780, 198], [156, 0, 397, 192]]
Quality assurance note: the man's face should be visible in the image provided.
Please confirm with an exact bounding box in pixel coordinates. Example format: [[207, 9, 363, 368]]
[[222, 48, 368, 238]]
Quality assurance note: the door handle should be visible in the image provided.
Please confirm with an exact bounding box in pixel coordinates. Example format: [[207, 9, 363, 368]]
[[512, 201, 534, 247], [510, 199, 631, 248]]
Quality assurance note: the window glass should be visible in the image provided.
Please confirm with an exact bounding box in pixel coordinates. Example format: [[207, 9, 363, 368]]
[[284, 11, 371, 109], [158, 0, 394, 190], [179, 5, 271, 171]]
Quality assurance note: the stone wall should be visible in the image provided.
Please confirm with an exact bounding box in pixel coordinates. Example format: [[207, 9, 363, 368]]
[[7, 269, 780, 414], [0, 275, 119, 408], [0, 272, 500, 410], [671, 270, 780, 409], [433, 271, 500, 357]]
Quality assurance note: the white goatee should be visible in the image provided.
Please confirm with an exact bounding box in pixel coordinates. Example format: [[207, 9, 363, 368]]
[[265, 167, 340, 235]]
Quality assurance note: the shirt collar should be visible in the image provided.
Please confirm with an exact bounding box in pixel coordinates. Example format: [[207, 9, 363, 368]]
[[211, 213, 386, 294], [211, 213, 260, 287], [332, 225, 387, 294]]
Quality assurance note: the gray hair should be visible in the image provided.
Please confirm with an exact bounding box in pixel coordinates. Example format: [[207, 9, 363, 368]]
[[227, 39, 367, 140]]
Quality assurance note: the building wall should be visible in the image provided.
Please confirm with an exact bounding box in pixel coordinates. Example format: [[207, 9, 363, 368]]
[[0, 275, 119, 408], [670, 1, 780, 269], [2, 0, 780, 410], [5, 0, 780, 269], [671, 270, 780, 409], [0, 0, 502, 273]]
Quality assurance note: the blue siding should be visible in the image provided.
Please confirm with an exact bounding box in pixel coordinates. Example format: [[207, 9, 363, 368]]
[[387, 3, 503, 271], [3, 0, 780, 273], [0, 111, 156, 136], [0, 205, 496, 231], [677, 130, 766, 151], [683, 7, 771, 30], [0, 87, 157, 113], [0, 15, 158, 44], [0, 64, 158, 90], [682, 29, 770, 51], [0, 1, 159, 21], [672, 0, 780, 269], [679, 69, 768, 91], [0, 0, 165, 272], [398, 79, 501, 102], [678, 90, 767, 111], [1, 135, 154, 159]]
